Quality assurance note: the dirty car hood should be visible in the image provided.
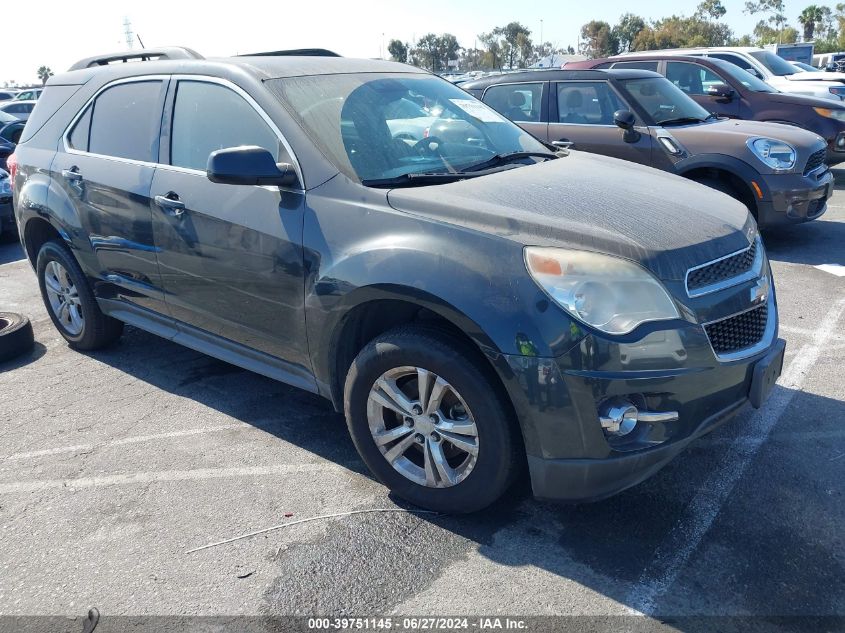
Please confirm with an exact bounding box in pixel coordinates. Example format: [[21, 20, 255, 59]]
[[387, 152, 755, 281]]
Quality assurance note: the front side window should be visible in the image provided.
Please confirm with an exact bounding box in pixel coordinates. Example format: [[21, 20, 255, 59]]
[[708, 53, 754, 71], [170, 81, 284, 172], [556, 81, 623, 125], [482, 83, 543, 122], [86, 81, 163, 161], [708, 58, 776, 93], [268, 73, 547, 183], [665, 62, 725, 95], [620, 77, 711, 125], [749, 51, 799, 76]]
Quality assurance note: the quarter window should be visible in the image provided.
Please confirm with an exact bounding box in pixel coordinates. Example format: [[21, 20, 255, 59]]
[[556, 82, 623, 125], [86, 81, 164, 161], [68, 106, 92, 151], [170, 81, 283, 172], [482, 83, 543, 122], [666, 62, 725, 95]]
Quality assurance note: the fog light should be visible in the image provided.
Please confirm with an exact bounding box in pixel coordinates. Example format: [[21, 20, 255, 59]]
[[836, 133, 845, 150], [599, 398, 638, 436]]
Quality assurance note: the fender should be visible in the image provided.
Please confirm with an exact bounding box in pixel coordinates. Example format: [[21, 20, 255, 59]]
[[674, 153, 769, 201]]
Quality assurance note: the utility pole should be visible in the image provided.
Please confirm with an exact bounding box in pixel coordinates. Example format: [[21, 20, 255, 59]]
[[540, 19, 544, 45], [123, 17, 134, 49]]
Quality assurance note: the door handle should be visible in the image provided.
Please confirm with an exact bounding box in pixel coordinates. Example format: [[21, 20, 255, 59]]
[[552, 140, 574, 149], [155, 193, 186, 217], [62, 168, 83, 182]]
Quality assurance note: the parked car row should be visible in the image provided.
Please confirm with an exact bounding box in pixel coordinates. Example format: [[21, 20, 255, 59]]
[[463, 67, 832, 227], [8, 46, 787, 513]]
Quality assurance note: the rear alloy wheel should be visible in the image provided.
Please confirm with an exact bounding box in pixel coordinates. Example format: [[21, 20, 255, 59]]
[[36, 240, 123, 350], [345, 326, 519, 513]]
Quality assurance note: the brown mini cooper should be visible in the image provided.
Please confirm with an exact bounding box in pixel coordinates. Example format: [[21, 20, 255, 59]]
[[463, 69, 832, 227]]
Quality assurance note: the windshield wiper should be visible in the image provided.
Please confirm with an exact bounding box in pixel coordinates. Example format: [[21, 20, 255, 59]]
[[457, 151, 558, 173], [361, 171, 484, 188], [659, 116, 706, 126]]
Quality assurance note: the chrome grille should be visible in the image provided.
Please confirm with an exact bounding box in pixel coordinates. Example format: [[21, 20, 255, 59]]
[[686, 241, 757, 295], [804, 149, 826, 175], [704, 304, 768, 355]]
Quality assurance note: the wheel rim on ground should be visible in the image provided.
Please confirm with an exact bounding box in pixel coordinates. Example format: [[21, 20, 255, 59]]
[[366, 366, 479, 488], [44, 260, 84, 336]]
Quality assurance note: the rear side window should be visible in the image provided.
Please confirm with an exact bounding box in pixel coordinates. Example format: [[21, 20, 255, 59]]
[[85, 81, 163, 162], [482, 82, 543, 122], [666, 62, 725, 95], [170, 81, 284, 171], [611, 61, 659, 71], [18, 85, 81, 143]]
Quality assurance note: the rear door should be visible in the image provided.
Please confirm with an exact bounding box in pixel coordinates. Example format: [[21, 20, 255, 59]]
[[51, 78, 168, 314], [548, 80, 652, 164], [664, 60, 741, 118], [150, 77, 309, 370], [479, 81, 548, 140]]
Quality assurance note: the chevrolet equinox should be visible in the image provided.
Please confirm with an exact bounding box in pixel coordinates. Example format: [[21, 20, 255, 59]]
[[9, 48, 786, 513]]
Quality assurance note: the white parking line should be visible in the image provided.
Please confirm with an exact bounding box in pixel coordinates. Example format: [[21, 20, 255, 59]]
[[3, 423, 252, 461], [0, 463, 346, 495], [626, 297, 845, 616]]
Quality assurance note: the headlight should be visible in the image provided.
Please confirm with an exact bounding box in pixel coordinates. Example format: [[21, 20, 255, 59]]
[[813, 106, 845, 121], [829, 86, 845, 98], [747, 137, 796, 171], [524, 247, 680, 335]]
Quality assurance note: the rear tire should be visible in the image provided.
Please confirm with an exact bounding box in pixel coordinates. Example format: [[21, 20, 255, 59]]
[[36, 240, 123, 350], [344, 326, 520, 514]]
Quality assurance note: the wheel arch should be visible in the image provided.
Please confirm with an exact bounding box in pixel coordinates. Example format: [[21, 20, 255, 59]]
[[676, 156, 762, 215]]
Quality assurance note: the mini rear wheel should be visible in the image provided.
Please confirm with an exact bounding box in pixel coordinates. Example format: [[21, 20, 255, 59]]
[[36, 240, 123, 350], [344, 326, 520, 513]]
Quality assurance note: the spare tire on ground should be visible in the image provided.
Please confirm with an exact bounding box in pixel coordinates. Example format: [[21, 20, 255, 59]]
[[0, 312, 35, 363]]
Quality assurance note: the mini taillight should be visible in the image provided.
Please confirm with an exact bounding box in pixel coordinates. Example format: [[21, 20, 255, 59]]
[[6, 153, 17, 189]]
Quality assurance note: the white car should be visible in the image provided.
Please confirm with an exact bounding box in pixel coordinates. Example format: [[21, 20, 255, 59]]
[[627, 46, 845, 101], [0, 100, 36, 121]]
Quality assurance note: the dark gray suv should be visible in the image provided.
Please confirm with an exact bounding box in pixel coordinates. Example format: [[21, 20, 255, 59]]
[[9, 48, 785, 513]]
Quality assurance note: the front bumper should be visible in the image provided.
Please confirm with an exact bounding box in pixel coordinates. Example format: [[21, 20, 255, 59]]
[[496, 274, 782, 502], [755, 168, 832, 227]]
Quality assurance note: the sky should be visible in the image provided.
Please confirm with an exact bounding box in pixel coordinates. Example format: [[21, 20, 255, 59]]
[[0, 0, 824, 86]]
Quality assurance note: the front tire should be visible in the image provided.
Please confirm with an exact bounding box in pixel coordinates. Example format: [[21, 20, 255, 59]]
[[344, 326, 519, 513], [36, 240, 123, 350]]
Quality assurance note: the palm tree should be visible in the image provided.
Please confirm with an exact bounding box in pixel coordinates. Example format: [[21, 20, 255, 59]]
[[798, 5, 824, 41], [36, 66, 53, 86]]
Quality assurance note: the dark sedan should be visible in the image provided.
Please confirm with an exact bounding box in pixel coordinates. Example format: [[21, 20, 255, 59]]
[[566, 55, 845, 165]]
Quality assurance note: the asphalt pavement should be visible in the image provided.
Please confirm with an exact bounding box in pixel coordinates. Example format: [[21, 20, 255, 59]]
[[0, 173, 843, 631]]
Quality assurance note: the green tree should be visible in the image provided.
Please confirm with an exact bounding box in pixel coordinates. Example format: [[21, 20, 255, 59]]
[[488, 22, 533, 68], [631, 14, 732, 50], [579, 20, 619, 58], [387, 39, 408, 63], [798, 5, 825, 41], [410, 33, 461, 72], [695, 0, 727, 20], [745, 0, 788, 41], [613, 14, 646, 53], [37, 66, 53, 86], [478, 31, 503, 70]]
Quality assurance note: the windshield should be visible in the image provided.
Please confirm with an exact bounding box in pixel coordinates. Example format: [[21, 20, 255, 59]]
[[792, 62, 818, 72], [709, 58, 777, 93], [749, 51, 799, 76], [268, 73, 548, 183], [619, 77, 712, 125]]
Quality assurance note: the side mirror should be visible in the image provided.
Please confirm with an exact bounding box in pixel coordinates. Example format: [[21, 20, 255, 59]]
[[207, 146, 298, 187], [705, 83, 735, 99], [613, 109, 636, 131], [613, 109, 641, 143]]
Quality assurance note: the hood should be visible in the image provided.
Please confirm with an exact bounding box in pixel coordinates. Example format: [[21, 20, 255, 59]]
[[764, 90, 845, 110], [670, 118, 826, 150], [387, 153, 754, 281], [785, 71, 845, 83]]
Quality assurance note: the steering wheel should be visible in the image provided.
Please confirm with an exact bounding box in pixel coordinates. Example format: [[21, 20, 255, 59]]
[[414, 136, 445, 156], [652, 107, 675, 120]]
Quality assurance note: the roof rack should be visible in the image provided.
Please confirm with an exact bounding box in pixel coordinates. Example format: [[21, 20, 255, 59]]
[[238, 48, 341, 58], [68, 47, 204, 71]]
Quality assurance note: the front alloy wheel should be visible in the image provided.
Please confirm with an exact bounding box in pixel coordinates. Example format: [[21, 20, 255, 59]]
[[44, 260, 84, 336], [367, 366, 479, 488]]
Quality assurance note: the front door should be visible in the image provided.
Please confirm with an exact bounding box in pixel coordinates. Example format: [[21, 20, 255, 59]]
[[480, 81, 548, 141], [150, 78, 309, 371], [51, 79, 168, 314], [664, 61, 742, 118], [548, 80, 652, 165]]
